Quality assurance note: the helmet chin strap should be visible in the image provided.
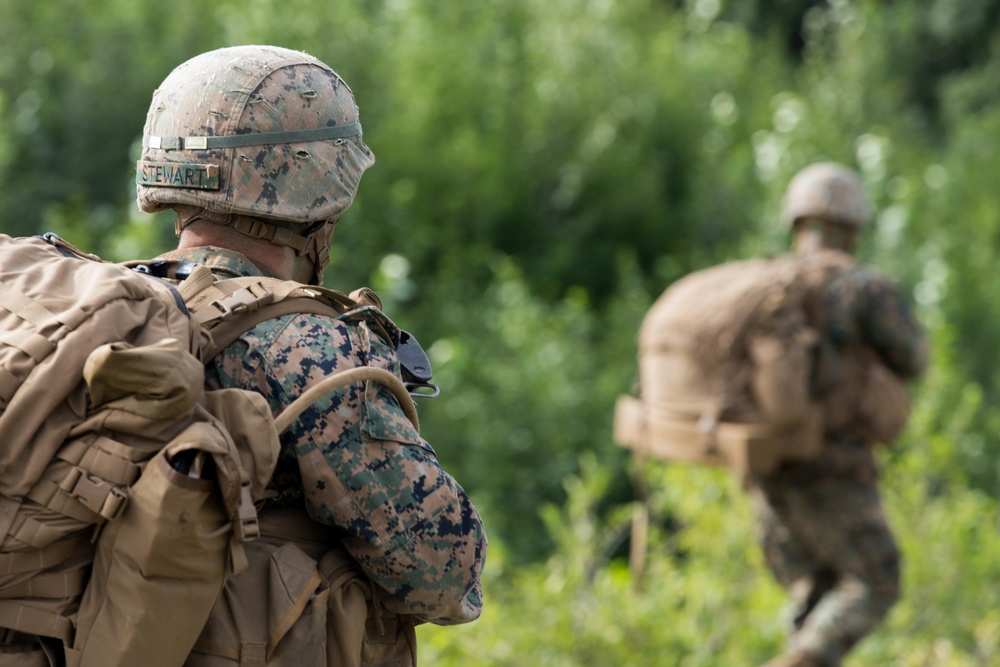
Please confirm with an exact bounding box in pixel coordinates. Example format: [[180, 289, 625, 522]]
[[303, 221, 337, 285], [174, 206, 336, 285]]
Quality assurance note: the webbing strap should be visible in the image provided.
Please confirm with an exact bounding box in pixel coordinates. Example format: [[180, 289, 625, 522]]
[[56, 467, 129, 521], [0, 600, 74, 642], [631, 404, 778, 466], [190, 639, 241, 661], [267, 568, 323, 658], [0, 566, 87, 600], [21, 442, 141, 533], [176, 265, 218, 302], [201, 297, 350, 361], [0, 330, 56, 362], [0, 283, 61, 330], [0, 534, 93, 576], [0, 367, 19, 402], [182, 275, 417, 433], [6, 514, 84, 551], [190, 281, 288, 326], [241, 642, 267, 666], [143, 122, 362, 151], [208, 282, 277, 322], [74, 440, 144, 487], [186, 276, 358, 359], [231, 218, 310, 253]]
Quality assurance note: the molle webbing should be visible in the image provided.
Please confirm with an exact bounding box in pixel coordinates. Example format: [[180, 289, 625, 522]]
[[180, 271, 358, 360], [16, 436, 143, 545], [0, 566, 87, 600], [0, 533, 94, 642], [181, 271, 421, 432], [0, 600, 75, 643], [0, 235, 198, 515], [0, 284, 80, 404]]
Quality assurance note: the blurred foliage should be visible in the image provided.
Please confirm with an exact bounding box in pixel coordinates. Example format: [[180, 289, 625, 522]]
[[4, 0, 1000, 662], [419, 328, 1000, 664]]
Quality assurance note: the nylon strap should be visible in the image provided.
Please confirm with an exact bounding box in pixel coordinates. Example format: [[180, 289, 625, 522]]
[[0, 599, 74, 642], [231, 218, 310, 253], [201, 297, 353, 360], [181, 275, 418, 431], [0, 328, 58, 401], [176, 265, 220, 302], [190, 640, 241, 662], [625, 402, 776, 459], [0, 330, 56, 362], [241, 642, 267, 666], [187, 275, 355, 330], [143, 123, 362, 151], [0, 367, 19, 402], [0, 499, 17, 551], [19, 437, 142, 535], [8, 513, 82, 550], [0, 565, 87, 600], [0, 283, 62, 330], [0, 534, 93, 577]]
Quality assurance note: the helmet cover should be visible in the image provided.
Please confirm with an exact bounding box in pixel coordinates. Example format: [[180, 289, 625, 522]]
[[136, 45, 375, 224], [779, 162, 872, 230]]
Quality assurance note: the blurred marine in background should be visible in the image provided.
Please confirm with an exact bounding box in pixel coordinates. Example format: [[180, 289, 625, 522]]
[[135, 45, 486, 666], [750, 163, 928, 667], [615, 162, 927, 667]]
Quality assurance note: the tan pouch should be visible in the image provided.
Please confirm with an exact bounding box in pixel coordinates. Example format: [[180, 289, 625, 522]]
[[320, 545, 416, 667], [857, 359, 910, 445], [187, 540, 330, 667], [613, 394, 647, 450], [68, 445, 232, 667], [67, 339, 281, 667], [188, 527, 416, 667], [748, 331, 817, 431]]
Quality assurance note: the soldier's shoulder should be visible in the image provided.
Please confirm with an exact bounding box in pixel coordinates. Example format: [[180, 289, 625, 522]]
[[842, 261, 900, 289], [251, 305, 400, 356]]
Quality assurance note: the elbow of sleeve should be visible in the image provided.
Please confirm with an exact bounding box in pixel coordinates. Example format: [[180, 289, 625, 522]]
[[432, 511, 488, 625], [902, 339, 930, 379], [375, 500, 488, 625]]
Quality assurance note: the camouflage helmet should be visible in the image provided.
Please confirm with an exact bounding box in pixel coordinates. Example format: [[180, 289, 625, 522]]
[[136, 45, 375, 281], [779, 162, 872, 230]]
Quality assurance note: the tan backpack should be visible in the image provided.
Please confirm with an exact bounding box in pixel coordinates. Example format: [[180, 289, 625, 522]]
[[168, 266, 421, 667], [0, 234, 420, 667], [614, 252, 905, 474]]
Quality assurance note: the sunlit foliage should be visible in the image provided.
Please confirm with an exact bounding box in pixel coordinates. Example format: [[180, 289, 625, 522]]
[[3, 1, 1000, 663]]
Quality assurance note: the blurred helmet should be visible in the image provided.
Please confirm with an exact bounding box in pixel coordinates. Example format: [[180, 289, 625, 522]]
[[136, 45, 375, 281], [779, 162, 872, 230]]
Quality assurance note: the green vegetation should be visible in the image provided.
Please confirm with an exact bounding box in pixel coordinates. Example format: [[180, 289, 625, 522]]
[[3, 0, 1000, 663]]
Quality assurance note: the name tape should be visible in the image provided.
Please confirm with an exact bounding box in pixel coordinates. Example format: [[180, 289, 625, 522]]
[[136, 161, 220, 190]]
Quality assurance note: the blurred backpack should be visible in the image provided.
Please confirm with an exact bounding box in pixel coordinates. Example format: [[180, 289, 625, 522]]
[[613, 251, 902, 474]]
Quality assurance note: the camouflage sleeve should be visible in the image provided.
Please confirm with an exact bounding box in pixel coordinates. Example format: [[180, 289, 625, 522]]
[[853, 268, 929, 379], [212, 311, 486, 624]]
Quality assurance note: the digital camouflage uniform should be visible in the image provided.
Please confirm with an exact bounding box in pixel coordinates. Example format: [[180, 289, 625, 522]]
[[129, 45, 485, 663], [157, 246, 485, 624], [749, 251, 927, 667]]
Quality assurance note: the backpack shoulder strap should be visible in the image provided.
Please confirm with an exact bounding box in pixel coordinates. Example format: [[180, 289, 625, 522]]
[[182, 272, 360, 360], [181, 271, 421, 433]]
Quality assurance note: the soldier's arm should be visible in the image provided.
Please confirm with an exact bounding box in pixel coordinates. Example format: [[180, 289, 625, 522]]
[[266, 315, 487, 625], [858, 270, 929, 379]]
